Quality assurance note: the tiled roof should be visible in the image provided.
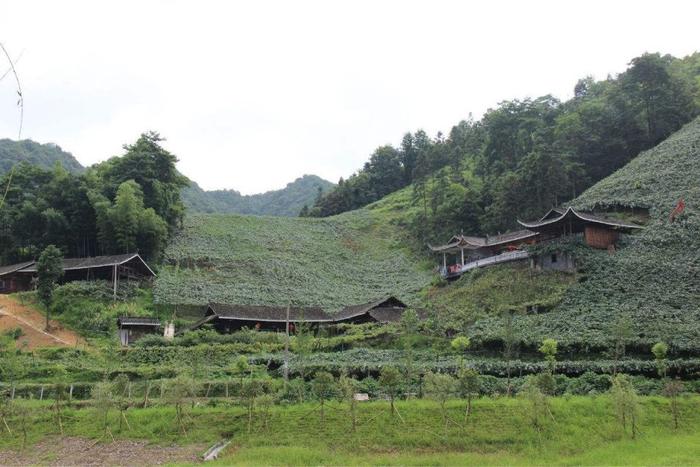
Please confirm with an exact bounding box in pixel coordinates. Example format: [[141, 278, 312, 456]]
[[207, 303, 333, 322], [0, 261, 35, 277], [518, 207, 643, 230], [117, 316, 161, 326], [334, 296, 408, 321], [19, 253, 156, 276]]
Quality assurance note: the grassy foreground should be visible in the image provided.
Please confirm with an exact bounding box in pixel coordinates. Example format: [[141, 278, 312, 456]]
[[1, 396, 699, 465]]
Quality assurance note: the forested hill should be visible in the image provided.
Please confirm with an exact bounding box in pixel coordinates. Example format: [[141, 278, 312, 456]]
[[440, 116, 700, 355], [181, 174, 334, 216], [0, 139, 84, 174], [305, 51, 700, 238]]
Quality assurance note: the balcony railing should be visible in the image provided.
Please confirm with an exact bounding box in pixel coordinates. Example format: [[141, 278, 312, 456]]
[[440, 250, 530, 278]]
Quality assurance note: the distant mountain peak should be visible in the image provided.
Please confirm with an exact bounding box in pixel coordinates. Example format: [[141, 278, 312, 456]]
[[0, 139, 84, 174], [182, 174, 335, 216]]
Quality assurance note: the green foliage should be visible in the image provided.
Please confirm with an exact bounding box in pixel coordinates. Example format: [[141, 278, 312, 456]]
[[308, 52, 700, 239], [539, 339, 558, 367], [450, 336, 471, 353], [36, 245, 64, 328], [183, 175, 334, 217], [652, 342, 669, 378], [428, 263, 575, 333], [0, 132, 185, 262], [610, 374, 641, 439], [379, 366, 402, 413], [0, 139, 83, 175], [47, 281, 153, 337], [154, 211, 432, 308]]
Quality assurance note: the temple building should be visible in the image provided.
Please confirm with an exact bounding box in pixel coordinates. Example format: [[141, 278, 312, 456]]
[[431, 207, 643, 278], [517, 207, 642, 249]]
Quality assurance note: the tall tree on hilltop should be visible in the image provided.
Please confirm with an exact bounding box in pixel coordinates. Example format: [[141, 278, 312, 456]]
[[622, 53, 696, 145]]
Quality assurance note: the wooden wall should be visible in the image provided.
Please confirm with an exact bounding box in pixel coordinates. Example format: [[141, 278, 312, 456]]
[[584, 225, 619, 249]]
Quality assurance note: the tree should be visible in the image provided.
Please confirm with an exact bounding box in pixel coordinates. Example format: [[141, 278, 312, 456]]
[[92, 381, 116, 441], [424, 371, 456, 432], [379, 366, 402, 416], [651, 341, 669, 379], [662, 379, 684, 429], [501, 311, 519, 396], [537, 338, 558, 395], [450, 336, 471, 353], [610, 374, 640, 439], [93, 132, 188, 233], [456, 365, 480, 420], [338, 374, 359, 432], [609, 313, 633, 375], [165, 375, 199, 435], [37, 245, 64, 331], [311, 371, 335, 425]]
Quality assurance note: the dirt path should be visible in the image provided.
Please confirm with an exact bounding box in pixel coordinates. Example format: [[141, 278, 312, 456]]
[[0, 436, 205, 465], [0, 295, 85, 349]]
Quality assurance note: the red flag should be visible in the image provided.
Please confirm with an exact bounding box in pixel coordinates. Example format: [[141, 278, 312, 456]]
[[670, 198, 685, 223]]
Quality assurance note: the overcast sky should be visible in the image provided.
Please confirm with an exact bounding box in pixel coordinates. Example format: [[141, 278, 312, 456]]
[[0, 1, 698, 194]]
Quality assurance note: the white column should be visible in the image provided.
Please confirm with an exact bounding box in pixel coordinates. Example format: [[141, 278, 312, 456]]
[[461, 248, 465, 266]]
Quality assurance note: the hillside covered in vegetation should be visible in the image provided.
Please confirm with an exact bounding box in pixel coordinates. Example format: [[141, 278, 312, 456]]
[[0, 139, 83, 174], [182, 174, 334, 216], [306, 52, 700, 247], [154, 210, 432, 310], [427, 117, 700, 360]]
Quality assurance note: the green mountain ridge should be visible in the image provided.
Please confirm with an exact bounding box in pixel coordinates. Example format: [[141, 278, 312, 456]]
[[0, 138, 333, 217], [182, 174, 334, 216], [0, 139, 84, 174]]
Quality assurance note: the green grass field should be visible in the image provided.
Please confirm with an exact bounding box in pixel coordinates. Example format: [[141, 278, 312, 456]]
[[1, 396, 698, 465]]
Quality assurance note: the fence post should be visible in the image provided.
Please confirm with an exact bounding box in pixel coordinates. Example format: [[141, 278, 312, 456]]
[[143, 380, 150, 408], [39, 386, 44, 401]]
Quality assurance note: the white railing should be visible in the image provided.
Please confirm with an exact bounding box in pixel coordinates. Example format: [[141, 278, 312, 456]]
[[440, 250, 530, 278]]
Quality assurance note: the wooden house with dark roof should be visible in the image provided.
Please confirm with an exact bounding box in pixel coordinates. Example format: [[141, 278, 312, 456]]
[[197, 303, 333, 333], [333, 296, 422, 324], [0, 261, 36, 293], [429, 230, 538, 278], [0, 253, 155, 294], [186, 296, 425, 335], [517, 207, 642, 249], [431, 207, 643, 278]]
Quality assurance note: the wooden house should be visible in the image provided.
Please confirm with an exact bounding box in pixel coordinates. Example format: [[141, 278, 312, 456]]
[[333, 296, 423, 324], [117, 316, 161, 346], [0, 253, 156, 294], [429, 230, 538, 278], [193, 303, 334, 333], [431, 207, 642, 277], [518, 207, 642, 249], [0, 261, 36, 293]]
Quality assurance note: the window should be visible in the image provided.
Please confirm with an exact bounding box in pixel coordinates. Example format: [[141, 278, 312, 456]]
[[551, 253, 558, 263], [0, 279, 5, 290]]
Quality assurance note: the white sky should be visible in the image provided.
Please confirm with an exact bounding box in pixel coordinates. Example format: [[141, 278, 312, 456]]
[[0, 1, 698, 194]]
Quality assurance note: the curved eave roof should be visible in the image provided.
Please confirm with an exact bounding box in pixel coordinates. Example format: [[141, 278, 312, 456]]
[[518, 207, 643, 231]]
